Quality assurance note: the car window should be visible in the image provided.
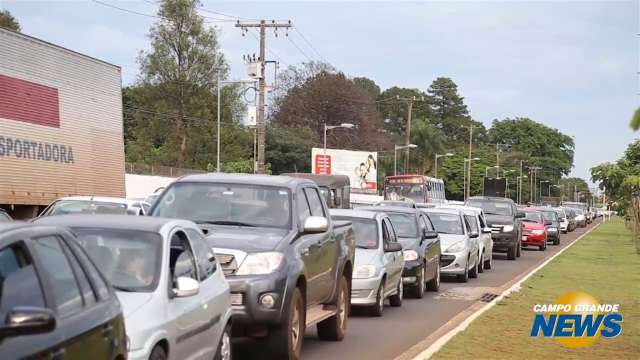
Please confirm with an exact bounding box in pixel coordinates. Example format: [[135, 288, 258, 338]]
[[296, 188, 312, 225], [304, 188, 326, 217], [386, 213, 419, 237], [418, 215, 428, 231], [428, 213, 465, 235], [66, 238, 110, 300], [0, 243, 46, 315], [478, 215, 486, 228], [381, 221, 391, 244], [170, 232, 198, 285], [465, 215, 479, 233], [384, 218, 398, 242], [186, 228, 217, 281], [61, 240, 96, 307], [32, 236, 83, 317]]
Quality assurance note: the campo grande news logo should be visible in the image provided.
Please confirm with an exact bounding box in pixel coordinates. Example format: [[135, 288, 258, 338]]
[[530, 291, 623, 348]]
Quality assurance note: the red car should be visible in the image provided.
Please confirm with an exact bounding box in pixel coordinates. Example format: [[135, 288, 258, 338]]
[[520, 208, 547, 251]]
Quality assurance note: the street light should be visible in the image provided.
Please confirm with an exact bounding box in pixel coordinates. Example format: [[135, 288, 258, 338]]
[[485, 165, 498, 177], [463, 157, 481, 200], [434, 152, 454, 178], [324, 123, 356, 154], [394, 144, 418, 175], [516, 175, 528, 204]]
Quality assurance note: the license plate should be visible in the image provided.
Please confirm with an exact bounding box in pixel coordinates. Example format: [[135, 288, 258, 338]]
[[522, 236, 528, 241]]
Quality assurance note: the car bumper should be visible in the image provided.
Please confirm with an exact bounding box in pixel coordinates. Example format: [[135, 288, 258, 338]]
[[439, 251, 469, 275], [226, 273, 288, 328], [522, 233, 546, 246], [402, 260, 422, 285], [128, 349, 151, 360], [351, 275, 383, 306], [491, 232, 517, 250]]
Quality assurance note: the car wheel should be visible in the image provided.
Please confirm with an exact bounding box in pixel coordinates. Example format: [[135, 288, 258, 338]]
[[369, 281, 385, 317], [469, 254, 478, 279], [214, 324, 232, 360], [389, 278, 403, 306], [149, 345, 167, 360], [507, 244, 517, 260], [426, 258, 440, 292], [269, 287, 304, 359], [410, 265, 425, 298], [477, 251, 485, 274], [317, 275, 348, 341], [484, 251, 492, 270], [554, 235, 560, 246], [457, 258, 469, 282], [516, 240, 522, 257]]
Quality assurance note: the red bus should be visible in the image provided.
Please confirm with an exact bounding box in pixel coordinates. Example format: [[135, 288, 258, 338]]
[[383, 175, 446, 204]]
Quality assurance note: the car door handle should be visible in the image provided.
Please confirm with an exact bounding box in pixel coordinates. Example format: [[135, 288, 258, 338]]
[[51, 348, 65, 360]]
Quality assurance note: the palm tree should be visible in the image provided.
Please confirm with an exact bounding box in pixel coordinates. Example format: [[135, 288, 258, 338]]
[[409, 120, 445, 174]]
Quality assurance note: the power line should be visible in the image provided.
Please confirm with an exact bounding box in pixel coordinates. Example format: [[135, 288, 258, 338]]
[[246, 29, 289, 67], [93, 0, 236, 23], [293, 27, 327, 63], [287, 36, 314, 63]]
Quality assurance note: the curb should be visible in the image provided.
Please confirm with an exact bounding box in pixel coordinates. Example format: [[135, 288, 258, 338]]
[[399, 222, 602, 360]]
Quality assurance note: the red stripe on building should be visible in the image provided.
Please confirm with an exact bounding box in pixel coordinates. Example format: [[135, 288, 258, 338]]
[[0, 74, 60, 128]]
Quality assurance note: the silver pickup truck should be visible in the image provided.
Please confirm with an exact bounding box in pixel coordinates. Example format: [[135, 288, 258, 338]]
[[150, 173, 355, 359]]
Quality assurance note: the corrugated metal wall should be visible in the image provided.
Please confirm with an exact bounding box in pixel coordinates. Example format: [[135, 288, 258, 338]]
[[0, 28, 125, 205]]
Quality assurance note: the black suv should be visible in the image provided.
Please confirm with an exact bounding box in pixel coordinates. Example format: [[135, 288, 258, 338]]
[[0, 223, 127, 359], [465, 196, 524, 260]]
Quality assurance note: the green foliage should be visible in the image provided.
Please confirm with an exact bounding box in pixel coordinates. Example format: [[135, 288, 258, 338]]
[[266, 127, 316, 174], [408, 120, 445, 174], [0, 10, 20, 31], [377, 87, 430, 136], [591, 139, 640, 213], [630, 108, 640, 131], [352, 77, 381, 100], [558, 177, 590, 201]]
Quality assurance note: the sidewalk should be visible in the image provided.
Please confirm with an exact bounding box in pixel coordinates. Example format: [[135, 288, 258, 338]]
[[431, 218, 640, 359]]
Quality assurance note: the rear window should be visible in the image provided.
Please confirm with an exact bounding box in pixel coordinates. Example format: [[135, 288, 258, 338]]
[[465, 200, 513, 216], [427, 213, 464, 235], [333, 217, 378, 249], [386, 213, 418, 238]]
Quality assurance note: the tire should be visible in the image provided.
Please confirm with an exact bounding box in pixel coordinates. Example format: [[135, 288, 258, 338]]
[[149, 345, 167, 360], [389, 278, 403, 307], [268, 287, 304, 359], [369, 281, 384, 317], [214, 324, 232, 360], [484, 252, 492, 270], [457, 258, 469, 282], [516, 240, 522, 258], [426, 258, 440, 292], [410, 265, 425, 298], [317, 276, 348, 341], [469, 255, 478, 279], [477, 251, 485, 274], [507, 244, 517, 260], [553, 235, 560, 246]]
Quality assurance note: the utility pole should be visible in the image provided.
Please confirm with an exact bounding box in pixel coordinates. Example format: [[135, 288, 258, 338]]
[[393, 96, 425, 172], [461, 125, 478, 200], [519, 160, 523, 204], [236, 20, 292, 174]]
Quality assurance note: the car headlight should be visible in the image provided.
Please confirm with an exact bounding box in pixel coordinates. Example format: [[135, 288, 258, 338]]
[[501, 225, 514, 232], [531, 229, 545, 235], [354, 265, 377, 279], [445, 241, 466, 253], [236, 252, 284, 275], [403, 250, 418, 261]]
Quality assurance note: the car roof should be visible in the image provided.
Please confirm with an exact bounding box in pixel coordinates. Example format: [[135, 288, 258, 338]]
[[357, 206, 419, 215], [281, 173, 350, 187], [33, 214, 181, 233], [330, 209, 383, 220], [467, 196, 514, 203], [439, 205, 482, 215], [176, 173, 314, 188], [421, 207, 463, 216], [52, 196, 129, 204], [520, 207, 542, 212]]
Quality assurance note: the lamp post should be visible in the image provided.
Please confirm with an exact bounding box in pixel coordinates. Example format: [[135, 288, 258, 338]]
[[394, 144, 418, 175], [502, 170, 516, 198], [434, 152, 454, 178], [485, 166, 498, 177], [324, 123, 356, 154], [463, 157, 481, 200]]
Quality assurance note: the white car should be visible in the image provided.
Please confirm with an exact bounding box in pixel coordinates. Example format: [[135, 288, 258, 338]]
[[439, 205, 494, 271], [422, 208, 480, 282], [554, 207, 570, 233], [39, 196, 130, 216]]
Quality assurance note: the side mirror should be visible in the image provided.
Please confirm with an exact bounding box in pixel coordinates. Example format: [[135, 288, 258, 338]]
[[384, 242, 403, 253], [303, 216, 328, 234], [482, 227, 492, 234], [173, 277, 200, 298], [423, 230, 439, 240], [469, 231, 479, 238], [516, 212, 526, 219], [545, 220, 553, 226], [0, 306, 56, 338], [559, 217, 566, 222]]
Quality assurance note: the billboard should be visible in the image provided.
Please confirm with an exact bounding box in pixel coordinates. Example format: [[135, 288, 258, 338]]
[[311, 148, 377, 193]]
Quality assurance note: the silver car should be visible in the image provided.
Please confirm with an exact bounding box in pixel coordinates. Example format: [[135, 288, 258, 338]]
[[422, 208, 480, 282], [330, 209, 404, 316], [35, 215, 233, 360], [439, 205, 494, 271]]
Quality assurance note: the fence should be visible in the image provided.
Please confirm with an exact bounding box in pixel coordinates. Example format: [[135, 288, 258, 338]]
[[125, 162, 207, 178]]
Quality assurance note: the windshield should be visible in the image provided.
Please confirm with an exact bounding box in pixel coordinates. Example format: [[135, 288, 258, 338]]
[[465, 200, 513, 216], [540, 210, 558, 221], [522, 211, 543, 223], [386, 213, 418, 238], [72, 228, 162, 292], [427, 213, 464, 235], [42, 200, 127, 216], [334, 217, 378, 249], [151, 182, 291, 229], [385, 184, 423, 202]]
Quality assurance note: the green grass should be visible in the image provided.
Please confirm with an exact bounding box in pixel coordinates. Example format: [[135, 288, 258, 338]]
[[432, 219, 640, 359]]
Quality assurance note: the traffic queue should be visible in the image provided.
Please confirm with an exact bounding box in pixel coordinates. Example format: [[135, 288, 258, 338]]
[[0, 173, 597, 360]]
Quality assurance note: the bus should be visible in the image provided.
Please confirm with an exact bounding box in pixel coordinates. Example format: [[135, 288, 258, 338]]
[[383, 175, 446, 204]]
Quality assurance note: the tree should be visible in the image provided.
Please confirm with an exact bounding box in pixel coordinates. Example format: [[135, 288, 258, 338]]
[[558, 177, 590, 201], [630, 108, 640, 131], [408, 120, 445, 174], [266, 127, 316, 174], [377, 87, 430, 136], [136, 0, 227, 167], [271, 68, 391, 151], [352, 77, 380, 100], [426, 77, 479, 142], [0, 10, 20, 31]]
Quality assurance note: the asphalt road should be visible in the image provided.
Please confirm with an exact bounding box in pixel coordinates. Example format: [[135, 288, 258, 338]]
[[233, 221, 598, 360]]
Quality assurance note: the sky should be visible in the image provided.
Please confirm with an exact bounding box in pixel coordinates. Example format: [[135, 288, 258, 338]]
[[2, 0, 638, 185]]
